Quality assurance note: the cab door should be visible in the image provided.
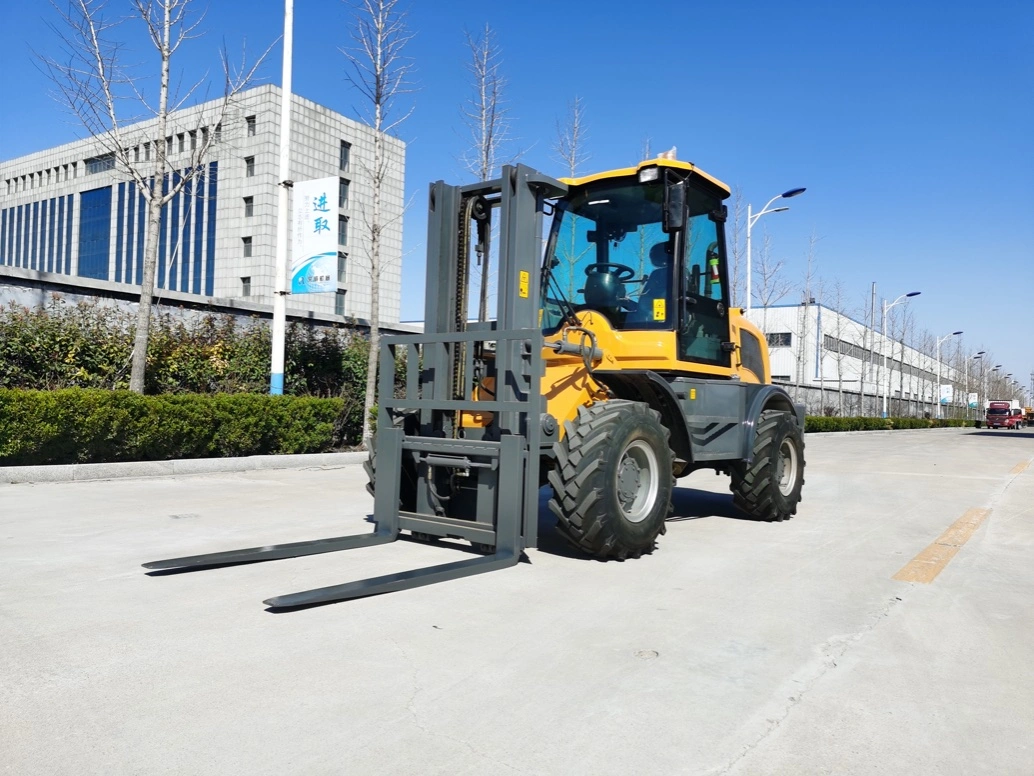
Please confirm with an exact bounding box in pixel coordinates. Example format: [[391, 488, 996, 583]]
[[678, 209, 731, 369]]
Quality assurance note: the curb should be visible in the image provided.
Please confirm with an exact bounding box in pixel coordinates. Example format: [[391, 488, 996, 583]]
[[0, 451, 368, 485]]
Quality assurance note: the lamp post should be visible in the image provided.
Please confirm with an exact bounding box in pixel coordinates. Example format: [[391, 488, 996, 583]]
[[745, 187, 806, 314], [966, 351, 985, 421], [269, 0, 294, 394], [935, 330, 963, 419], [881, 291, 921, 418], [984, 364, 1003, 414]]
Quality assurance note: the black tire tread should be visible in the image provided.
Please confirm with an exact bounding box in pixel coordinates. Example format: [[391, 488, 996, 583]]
[[731, 409, 805, 522], [548, 400, 673, 560]]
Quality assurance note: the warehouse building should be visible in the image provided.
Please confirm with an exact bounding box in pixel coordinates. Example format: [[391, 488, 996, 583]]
[[747, 303, 971, 417], [0, 85, 404, 324]]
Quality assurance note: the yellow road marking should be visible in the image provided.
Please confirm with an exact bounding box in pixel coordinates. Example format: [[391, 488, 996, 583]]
[[892, 508, 992, 584], [1010, 460, 1030, 475]]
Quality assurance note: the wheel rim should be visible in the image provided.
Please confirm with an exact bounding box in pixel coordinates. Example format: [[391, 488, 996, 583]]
[[777, 438, 799, 497], [615, 439, 659, 524]]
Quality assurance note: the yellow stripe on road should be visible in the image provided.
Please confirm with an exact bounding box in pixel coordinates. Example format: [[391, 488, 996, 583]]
[[892, 508, 992, 584], [1010, 460, 1030, 475]]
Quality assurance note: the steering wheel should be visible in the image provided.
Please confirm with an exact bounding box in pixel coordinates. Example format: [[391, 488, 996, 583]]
[[584, 263, 635, 282]]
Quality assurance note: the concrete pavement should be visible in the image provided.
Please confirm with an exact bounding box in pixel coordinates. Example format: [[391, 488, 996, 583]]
[[1, 428, 1032, 775]]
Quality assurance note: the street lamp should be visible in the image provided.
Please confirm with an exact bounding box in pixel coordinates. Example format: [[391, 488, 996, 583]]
[[984, 364, 1003, 415], [935, 330, 963, 419], [881, 291, 921, 418], [745, 187, 806, 314], [966, 351, 985, 421]]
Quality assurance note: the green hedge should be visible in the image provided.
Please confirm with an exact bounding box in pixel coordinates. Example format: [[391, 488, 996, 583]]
[[0, 297, 379, 398], [0, 389, 346, 466], [804, 416, 970, 433]]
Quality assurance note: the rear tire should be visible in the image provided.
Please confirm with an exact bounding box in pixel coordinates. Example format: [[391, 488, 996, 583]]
[[731, 410, 805, 522], [548, 400, 674, 560]]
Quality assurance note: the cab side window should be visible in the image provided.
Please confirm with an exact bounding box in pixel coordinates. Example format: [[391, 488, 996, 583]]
[[679, 214, 729, 365]]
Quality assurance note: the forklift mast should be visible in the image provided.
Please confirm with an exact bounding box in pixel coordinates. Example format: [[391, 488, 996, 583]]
[[145, 165, 568, 607]]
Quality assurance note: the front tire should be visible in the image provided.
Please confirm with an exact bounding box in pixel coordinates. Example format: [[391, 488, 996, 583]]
[[548, 400, 674, 560], [731, 409, 805, 522]]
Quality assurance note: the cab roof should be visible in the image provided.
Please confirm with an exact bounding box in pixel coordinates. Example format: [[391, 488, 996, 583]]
[[560, 158, 731, 199]]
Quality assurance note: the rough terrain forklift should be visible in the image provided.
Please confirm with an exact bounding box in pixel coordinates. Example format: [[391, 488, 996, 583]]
[[145, 157, 806, 607]]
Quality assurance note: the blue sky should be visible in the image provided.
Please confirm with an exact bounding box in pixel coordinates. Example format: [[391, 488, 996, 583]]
[[1, 0, 1032, 389]]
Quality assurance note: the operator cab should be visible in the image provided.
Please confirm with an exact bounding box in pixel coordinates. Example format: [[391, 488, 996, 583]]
[[541, 160, 733, 367]]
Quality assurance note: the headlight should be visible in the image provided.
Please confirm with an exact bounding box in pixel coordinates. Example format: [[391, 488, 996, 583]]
[[638, 166, 659, 183]]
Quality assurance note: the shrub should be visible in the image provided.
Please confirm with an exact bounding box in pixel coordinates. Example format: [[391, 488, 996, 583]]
[[0, 297, 388, 401], [804, 415, 970, 432], [0, 297, 410, 451], [0, 389, 347, 466]]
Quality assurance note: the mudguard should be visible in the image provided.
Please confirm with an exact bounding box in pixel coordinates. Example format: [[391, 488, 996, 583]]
[[741, 384, 804, 462]]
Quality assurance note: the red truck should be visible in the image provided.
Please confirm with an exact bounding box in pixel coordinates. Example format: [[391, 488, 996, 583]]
[[984, 400, 1025, 430]]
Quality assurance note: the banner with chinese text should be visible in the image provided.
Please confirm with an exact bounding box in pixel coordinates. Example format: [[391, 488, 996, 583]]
[[291, 177, 337, 294]]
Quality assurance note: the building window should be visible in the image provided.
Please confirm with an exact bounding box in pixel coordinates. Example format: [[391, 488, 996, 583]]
[[244, 196, 254, 217], [339, 140, 350, 171], [337, 251, 347, 282], [166, 137, 173, 156], [338, 215, 348, 246], [189, 130, 197, 150], [85, 154, 115, 175], [766, 332, 792, 347], [245, 156, 255, 177], [242, 236, 253, 257], [177, 133, 185, 152], [144, 143, 151, 161], [241, 276, 251, 297], [246, 115, 256, 137], [201, 127, 209, 146], [335, 289, 346, 316], [77, 186, 113, 280], [339, 178, 349, 208], [214, 123, 222, 143]]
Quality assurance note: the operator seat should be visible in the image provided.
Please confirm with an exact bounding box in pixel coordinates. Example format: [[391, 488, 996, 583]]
[[628, 241, 672, 326]]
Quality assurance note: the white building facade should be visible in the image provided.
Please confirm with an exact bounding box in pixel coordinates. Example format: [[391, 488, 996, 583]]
[[0, 85, 404, 324], [747, 303, 970, 417]]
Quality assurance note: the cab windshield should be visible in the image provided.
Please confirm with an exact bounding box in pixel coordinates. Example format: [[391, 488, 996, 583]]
[[541, 176, 724, 335]]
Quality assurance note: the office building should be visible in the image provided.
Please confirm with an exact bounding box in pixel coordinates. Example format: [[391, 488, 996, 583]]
[[0, 85, 404, 323]]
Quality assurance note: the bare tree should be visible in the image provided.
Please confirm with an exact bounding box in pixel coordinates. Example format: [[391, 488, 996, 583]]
[[727, 186, 745, 309], [342, 0, 415, 446], [461, 24, 511, 182], [552, 96, 588, 178], [825, 278, 850, 415], [795, 232, 821, 402], [858, 285, 878, 416], [640, 137, 652, 162], [753, 230, 792, 334], [40, 0, 268, 392], [550, 96, 591, 297], [460, 23, 515, 321]]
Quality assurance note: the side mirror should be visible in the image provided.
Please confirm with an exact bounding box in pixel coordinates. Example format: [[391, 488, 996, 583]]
[[663, 180, 685, 232]]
